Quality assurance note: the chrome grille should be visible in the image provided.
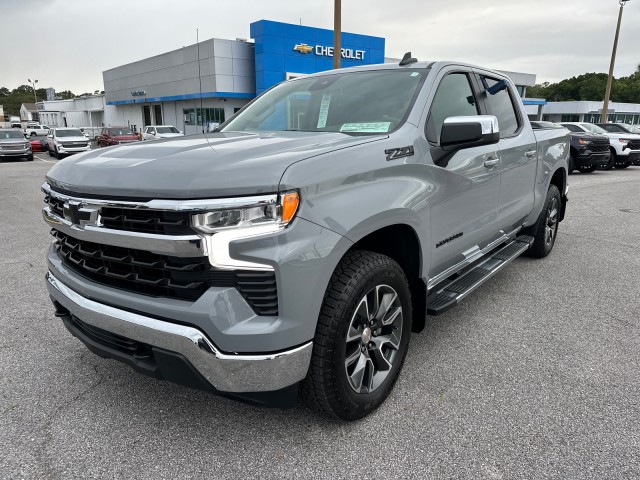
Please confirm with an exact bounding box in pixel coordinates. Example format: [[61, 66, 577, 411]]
[[62, 142, 88, 148]]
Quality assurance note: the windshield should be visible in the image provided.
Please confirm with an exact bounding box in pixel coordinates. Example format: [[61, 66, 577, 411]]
[[56, 129, 84, 137], [222, 69, 427, 135], [157, 127, 179, 134], [109, 128, 134, 136], [581, 123, 607, 134], [1, 130, 26, 139], [620, 123, 640, 134]]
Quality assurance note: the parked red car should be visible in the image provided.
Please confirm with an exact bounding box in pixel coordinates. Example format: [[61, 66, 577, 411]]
[[28, 136, 47, 152], [96, 127, 140, 148]]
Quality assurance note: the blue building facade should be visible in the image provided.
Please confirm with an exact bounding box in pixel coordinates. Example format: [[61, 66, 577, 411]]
[[250, 20, 385, 95]]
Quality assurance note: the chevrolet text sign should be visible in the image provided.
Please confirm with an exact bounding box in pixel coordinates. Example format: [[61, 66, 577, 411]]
[[293, 43, 366, 60]]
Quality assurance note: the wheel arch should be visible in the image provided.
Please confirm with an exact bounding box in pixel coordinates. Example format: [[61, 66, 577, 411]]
[[347, 223, 427, 333]]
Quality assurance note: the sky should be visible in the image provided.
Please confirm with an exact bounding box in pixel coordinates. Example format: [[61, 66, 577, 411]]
[[1, 0, 639, 94]]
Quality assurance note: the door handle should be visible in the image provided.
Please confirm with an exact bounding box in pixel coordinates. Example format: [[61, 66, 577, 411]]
[[484, 158, 499, 168], [525, 150, 536, 159]]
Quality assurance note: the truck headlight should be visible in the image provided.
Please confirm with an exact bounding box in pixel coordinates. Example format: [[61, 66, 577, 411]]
[[191, 191, 300, 271], [192, 191, 299, 233]]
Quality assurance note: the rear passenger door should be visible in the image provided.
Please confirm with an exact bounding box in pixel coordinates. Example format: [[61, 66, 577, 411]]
[[476, 71, 538, 231]]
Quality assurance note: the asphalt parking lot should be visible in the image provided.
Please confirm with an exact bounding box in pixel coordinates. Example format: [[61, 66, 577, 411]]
[[1, 157, 639, 479]]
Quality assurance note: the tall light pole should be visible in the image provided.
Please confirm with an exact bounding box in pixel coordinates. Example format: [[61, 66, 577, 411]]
[[601, 0, 629, 123], [27, 78, 38, 104], [333, 0, 341, 69]]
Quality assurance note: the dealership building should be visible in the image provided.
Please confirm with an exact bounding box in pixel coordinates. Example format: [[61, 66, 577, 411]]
[[29, 19, 640, 132], [100, 19, 541, 134]]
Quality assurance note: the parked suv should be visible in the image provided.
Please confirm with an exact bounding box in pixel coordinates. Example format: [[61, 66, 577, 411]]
[[535, 121, 610, 174], [560, 122, 639, 170], [596, 123, 640, 166], [0, 128, 32, 161], [96, 127, 140, 147], [46, 128, 91, 159]]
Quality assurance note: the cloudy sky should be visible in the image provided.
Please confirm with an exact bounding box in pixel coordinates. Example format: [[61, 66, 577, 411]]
[[2, 0, 639, 93]]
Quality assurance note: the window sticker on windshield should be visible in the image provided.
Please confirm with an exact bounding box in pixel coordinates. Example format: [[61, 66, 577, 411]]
[[317, 94, 332, 128], [340, 122, 391, 133]]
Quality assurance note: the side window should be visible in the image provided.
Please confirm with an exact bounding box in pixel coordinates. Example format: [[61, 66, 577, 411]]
[[483, 77, 519, 137], [427, 73, 479, 144], [563, 124, 581, 133]]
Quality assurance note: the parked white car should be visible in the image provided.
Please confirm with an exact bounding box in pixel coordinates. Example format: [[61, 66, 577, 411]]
[[141, 125, 184, 141], [46, 128, 91, 159]]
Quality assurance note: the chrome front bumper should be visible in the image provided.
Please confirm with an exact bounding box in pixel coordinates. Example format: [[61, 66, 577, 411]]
[[46, 271, 312, 393]]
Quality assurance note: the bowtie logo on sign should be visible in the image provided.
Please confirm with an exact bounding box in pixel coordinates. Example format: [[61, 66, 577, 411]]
[[292, 43, 365, 60], [293, 43, 314, 54]]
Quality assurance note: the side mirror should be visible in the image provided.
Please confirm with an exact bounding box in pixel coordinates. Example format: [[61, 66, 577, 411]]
[[440, 115, 499, 150], [47, 134, 53, 138], [179, 130, 183, 134]]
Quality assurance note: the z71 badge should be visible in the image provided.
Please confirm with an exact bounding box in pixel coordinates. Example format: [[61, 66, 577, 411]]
[[384, 146, 414, 161]]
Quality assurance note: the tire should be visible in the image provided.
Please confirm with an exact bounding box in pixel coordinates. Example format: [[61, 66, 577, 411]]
[[567, 155, 575, 175], [26, 154, 33, 161], [47, 148, 53, 157], [602, 150, 615, 170], [54, 147, 60, 159], [30, 132, 36, 137], [526, 184, 561, 259], [580, 166, 596, 173], [300, 250, 412, 420]]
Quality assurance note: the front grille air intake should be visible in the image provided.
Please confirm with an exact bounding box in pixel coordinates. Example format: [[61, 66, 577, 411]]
[[52, 230, 278, 315]]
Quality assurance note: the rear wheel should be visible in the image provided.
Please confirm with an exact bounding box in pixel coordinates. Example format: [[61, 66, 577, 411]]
[[567, 155, 575, 174], [526, 184, 561, 259], [301, 250, 412, 420]]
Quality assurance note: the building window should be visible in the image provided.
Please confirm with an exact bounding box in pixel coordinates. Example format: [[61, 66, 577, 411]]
[[183, 108, 225, 126], [561, 114, 580, 122], [515, 85, 526, 98]]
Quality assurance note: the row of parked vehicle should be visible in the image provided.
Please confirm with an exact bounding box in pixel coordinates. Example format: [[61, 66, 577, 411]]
[[0, 124, 186, 161], [530, 121, 640, 174]]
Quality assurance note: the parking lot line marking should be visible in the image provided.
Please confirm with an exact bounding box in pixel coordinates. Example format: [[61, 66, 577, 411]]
[[37, 155, 57, 163]]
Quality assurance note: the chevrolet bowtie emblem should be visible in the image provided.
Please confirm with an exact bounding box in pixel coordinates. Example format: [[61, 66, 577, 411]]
[[293, 43, 313, 54]]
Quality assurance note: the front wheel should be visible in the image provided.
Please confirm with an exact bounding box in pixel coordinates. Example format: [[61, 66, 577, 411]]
[[30, 132, 36, 137], [526, 184, 561, 259], [301, 250, 412, 420], [567, 155, 575, 174]]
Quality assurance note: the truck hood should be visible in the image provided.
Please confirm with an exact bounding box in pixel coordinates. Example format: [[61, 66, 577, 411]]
[[46, 131, 385, 198]]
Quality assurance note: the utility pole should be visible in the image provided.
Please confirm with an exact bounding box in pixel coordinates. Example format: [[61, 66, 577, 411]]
[[333, 0, 341, 69], [601, 0, 630, 123]]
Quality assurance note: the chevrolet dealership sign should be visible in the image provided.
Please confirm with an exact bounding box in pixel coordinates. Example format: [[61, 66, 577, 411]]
[[293, 43, 365, 60]]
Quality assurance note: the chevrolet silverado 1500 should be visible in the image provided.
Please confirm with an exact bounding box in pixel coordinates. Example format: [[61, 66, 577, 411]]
[[43, 57, 569, 420]]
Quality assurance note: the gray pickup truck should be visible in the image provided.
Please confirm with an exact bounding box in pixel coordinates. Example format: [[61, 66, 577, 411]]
[[43, 58, 569, 420]]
